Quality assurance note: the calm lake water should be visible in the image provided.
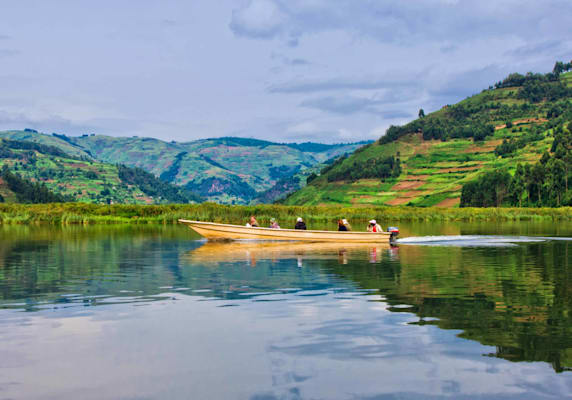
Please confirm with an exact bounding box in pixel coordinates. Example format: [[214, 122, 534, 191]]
[[0, 222, 571, 400]]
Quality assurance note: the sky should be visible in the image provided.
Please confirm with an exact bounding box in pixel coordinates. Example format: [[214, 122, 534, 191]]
[[0, 0, 571, 143]]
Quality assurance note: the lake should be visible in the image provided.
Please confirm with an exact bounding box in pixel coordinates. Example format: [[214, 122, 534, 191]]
[[0, 222, 571, 399]]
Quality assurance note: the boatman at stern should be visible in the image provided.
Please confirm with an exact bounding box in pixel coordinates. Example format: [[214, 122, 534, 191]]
[[367, 219, 382, 233]]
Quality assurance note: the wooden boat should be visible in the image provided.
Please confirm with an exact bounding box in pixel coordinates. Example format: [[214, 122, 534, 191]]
[[178, 220, 397, 243]]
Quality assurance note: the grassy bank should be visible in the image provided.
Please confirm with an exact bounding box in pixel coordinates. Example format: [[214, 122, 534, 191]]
[[0, 203, 570, 225]]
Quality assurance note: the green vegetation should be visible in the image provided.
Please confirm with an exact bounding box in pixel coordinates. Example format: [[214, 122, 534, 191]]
[[326, 155, 401, 182], [0, 138, 201, 205], [0, 203, 570, 225], [285, 62, 572, 208], [462, 116, 571, 207], [0, 131, 368, 204], [1, 165, 67, 203], [117, 165, 202, 204]]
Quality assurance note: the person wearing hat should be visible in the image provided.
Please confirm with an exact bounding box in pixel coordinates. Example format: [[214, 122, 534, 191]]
[[294, 217, 307, 230], [269, 218, 280, 229], [342, 218, 352, 231], [367, 219, 382, 233], [246, 215, 259, 227]]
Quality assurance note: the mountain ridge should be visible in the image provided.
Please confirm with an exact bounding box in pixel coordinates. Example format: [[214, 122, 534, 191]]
[[283, 64, 572, 207], [0, 130, 369, 204]]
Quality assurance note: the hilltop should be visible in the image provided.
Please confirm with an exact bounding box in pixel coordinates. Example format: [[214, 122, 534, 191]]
[[284, 64, 572, 207], [0, 130, 367, 204], [0, 138, 201, 204]]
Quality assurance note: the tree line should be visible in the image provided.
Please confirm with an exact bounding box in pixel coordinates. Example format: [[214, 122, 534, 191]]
[[461, 122, 571, 207], [117, 164, 203, 204], [0, 165, 68, 203], [0, 138, 71, 159], [326, 155, 401, 182]]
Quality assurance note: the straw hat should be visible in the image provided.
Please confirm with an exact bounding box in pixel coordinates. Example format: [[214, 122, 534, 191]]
[[369, 219, 376, 224]]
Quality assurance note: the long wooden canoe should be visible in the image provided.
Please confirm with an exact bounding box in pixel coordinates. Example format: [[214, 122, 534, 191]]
[[178, 220, 395, 243]]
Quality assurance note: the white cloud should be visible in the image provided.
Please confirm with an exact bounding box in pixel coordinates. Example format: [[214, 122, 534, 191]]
[[229, 0, 286, 38], [0, 1, 571, 143]]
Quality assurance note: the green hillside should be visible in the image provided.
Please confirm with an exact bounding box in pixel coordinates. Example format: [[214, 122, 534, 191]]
[[284, 65, 572, 207], [0, 131, 367, 204], [0, 138, 201, 204], [0, 166, 68, 203]]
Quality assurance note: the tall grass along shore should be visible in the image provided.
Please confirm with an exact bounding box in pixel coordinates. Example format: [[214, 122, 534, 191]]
[[0, 203, 570, 225]]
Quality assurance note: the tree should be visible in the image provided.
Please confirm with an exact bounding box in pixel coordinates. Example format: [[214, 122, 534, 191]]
[[530, 163, 546, 204], [547, 158, 566, 206], [553, 61, 565, 76], [306, 172, 318, 184], [418, 109, 425, 119], [509, 164, 526, 207], [460, 169, 511, 207]]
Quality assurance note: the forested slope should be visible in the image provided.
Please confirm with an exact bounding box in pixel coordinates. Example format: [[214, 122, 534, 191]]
[[0, 138, 201, 204], [284, 62, 572, 207], [0, 131, 367, 204]]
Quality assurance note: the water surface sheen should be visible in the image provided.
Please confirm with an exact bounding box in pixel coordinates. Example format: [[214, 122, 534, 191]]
[[0, 223, 571, 400]]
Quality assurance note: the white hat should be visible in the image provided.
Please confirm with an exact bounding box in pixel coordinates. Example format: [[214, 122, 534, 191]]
[[342, 219, 348, 224], [369, 219, 376, 224], [297, 217, 303, 222]]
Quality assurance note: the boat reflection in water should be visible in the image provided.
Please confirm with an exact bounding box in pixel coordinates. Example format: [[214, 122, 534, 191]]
[[184, 240, 399, 267]]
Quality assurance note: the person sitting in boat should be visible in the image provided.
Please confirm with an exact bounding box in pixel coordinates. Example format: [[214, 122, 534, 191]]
[[367, 219, 382, 233], [338, 219, 348, 231], [246, 216, 259, 227], [269, 218, 280, 229], [294, 217, 307, 230], [342, 218, 352, 231]]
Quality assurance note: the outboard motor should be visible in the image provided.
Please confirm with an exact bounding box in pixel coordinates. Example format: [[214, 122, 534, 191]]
[[387, 227, 399, 244]]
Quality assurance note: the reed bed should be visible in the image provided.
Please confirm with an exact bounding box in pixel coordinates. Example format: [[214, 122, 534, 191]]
[[0, 203, 570, 225]]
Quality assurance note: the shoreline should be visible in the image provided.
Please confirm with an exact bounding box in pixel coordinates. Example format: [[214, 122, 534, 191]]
[[0, 203, 570, 225]]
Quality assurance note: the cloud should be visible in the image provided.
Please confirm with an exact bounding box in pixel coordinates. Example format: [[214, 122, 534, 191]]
[[300, 95, 381, 115], [229, 0, 286, 39], [289, 58, 308, 66], [427, 64, 510, 99], [230, 0, 572, 46], [505, 40, 572, 59], [0, 108, 144, 137], [0, 109, 97, 134], [268, 76, 416, 94], [270, 53, 310, 66], [378, 110, 413, 119], [299, 94, 415, 117], [0, 49, 18, 58], [440, 44, 458, 54]]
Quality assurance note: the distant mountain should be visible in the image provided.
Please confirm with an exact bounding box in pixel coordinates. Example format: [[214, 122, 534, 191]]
[[0, 130, 369, 204], [284, 63, 572, 207], [0, 137, 202, 204]]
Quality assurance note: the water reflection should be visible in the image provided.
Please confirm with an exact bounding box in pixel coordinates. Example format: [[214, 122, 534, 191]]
[[184, 240, 398, 266], [0, 224, 571, 399]]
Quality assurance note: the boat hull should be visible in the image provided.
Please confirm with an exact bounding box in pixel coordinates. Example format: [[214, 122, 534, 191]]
[[178, 220, 392, 243]]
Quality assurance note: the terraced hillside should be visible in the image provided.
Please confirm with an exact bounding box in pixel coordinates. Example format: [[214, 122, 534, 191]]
[[0, 138, 201, 204], [0, 131, 366, 204], [284, 68, 572, 207]]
